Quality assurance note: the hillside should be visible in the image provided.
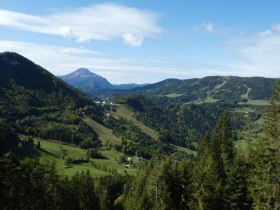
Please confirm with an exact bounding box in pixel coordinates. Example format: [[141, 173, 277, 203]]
[[113, 104, 159, 140], [0, 52, 103, 152], [27, 138, 138, 176], [0, 52, 187, 160], [93, 76, 277, 103], [113, 94, 267, 149], [83, 117, 121, 144]]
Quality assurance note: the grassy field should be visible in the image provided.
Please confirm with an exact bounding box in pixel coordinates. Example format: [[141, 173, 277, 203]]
[[239, 100, 270, 106], [204, 96, 219, 103], [165, 93, 184, 98], [234, 107, 255, 113], [246, 100, 270, 106], [170, 144, 197, 155], [114, 105, 159, 140], [33, 138, 138, 177], [240, 86, 251, 99], [83, 117, 120, 144]]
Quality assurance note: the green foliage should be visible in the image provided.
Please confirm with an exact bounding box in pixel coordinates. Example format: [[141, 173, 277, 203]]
[[87, 148, 102, 159], [191, 132, 224, 209], [104, 116, 174, 159], [65, 156, 73, 165], [36, 140, 41, 149], [125, 158, 193, 210], [0, 120, 19, 154], [190, 113, 236, 210], [247, 80, 280, 209], [96, 174, 132, 210], [224, 155, 252, 210], [0, 154, 133, 210]]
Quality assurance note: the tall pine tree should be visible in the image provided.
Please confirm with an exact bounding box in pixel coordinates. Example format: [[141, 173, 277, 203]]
[[191, 113, 235, 210], [248, 80, 280, 210]]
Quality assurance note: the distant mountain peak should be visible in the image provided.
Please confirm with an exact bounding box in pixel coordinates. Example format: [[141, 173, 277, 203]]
[[59, 68, 114, 90], [76, 68, 91, 74], [71, 68, 97, 76], [59, 68, 149, 93]]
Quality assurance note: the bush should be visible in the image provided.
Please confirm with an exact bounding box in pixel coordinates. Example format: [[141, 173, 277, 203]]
[[64, 156, 72, 165], [87, 148, 102, 159]]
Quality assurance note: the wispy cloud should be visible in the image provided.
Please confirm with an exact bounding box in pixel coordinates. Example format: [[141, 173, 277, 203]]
[[0, 40, 242, 83], [201, 22, 215, 33], [122, 33, 143, 47], [0, 3, 161, 46], [259, 30, 272, 37], [192, 21, 216, 33], [232, 24, 280, 78]]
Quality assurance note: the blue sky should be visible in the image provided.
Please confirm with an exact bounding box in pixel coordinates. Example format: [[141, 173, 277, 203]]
[[0, 0, 280, 83]]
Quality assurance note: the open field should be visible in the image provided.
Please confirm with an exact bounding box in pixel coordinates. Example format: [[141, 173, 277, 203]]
[[170, 144, 197, 155], [114, 105, 159, 140], [241, 86, 252, 99], [204, 96, 219, 103], [83, 117, 120, 144], [234, 107, 255, 113], [165, 93, 184, 98], [239, 100, 270, 106], [33, 138, 138, 177]]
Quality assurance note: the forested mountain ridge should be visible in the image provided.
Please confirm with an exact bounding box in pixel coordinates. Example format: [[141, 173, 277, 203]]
[[93, 76, 277, 103], [0, 52, 102, 152]]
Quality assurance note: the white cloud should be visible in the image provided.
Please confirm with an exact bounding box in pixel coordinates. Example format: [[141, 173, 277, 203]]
[[59, 26, 74, 38], [0, 3, 161, 45], [233, 32, 280, 78], [0, 40, 241, 83], [273, 24, 280, 32], [192, 21, 216, 33], [259, 30, 272, 37], [122, 33, 143, 47], [202, 22, 215, 33]]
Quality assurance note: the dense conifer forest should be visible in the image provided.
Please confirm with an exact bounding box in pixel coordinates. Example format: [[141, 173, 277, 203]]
[[0, 53, 279, 210]]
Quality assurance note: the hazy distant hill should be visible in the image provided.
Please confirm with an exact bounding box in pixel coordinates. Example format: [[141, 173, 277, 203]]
[[114, 83, 148, 89], [59, 68, 148, 94]]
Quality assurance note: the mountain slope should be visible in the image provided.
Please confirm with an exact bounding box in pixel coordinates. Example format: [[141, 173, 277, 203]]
[[0, 52, 92, 110], [94, 76, 277, 103], [0, 52, 102, 148]]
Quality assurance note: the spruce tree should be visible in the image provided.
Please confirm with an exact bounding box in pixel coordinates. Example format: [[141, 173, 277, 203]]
[[248, 80, 280, 210], [191, 132, 224, 210], [191, 113, 235, 210], [212, 112, 235, 179], [224, 154, 252, 210]]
